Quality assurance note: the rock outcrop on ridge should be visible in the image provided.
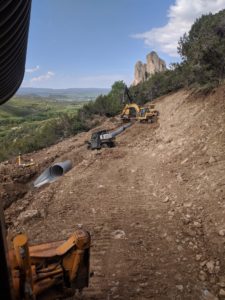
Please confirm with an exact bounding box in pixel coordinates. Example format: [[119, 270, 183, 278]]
[[133, 51, 166, 85]]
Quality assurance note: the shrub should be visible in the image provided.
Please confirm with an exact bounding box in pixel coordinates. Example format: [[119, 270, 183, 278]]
[[80, 81, 126, 117], [178, 9, 225, 88]]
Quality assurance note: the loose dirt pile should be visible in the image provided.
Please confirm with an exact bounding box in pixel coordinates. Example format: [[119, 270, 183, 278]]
[[2, 86, 225, 299]]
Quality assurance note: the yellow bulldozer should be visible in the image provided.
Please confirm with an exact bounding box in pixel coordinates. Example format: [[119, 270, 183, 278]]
[[121, 86, 159, 123], [0, 1, 91, 299]]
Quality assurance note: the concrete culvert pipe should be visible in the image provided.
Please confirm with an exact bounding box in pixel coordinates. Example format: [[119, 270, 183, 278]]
[[34, 160, 72, 188]]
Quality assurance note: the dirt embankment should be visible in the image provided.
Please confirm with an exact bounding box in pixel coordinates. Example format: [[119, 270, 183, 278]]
[[2, 86, 225, 299]]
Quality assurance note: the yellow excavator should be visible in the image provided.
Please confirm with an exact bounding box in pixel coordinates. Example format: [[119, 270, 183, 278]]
[[121, 86, 159, 123], [0, 1, 91, 299]]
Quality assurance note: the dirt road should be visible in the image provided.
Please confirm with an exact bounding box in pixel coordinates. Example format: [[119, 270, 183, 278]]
[[4, 87, 225, 299]]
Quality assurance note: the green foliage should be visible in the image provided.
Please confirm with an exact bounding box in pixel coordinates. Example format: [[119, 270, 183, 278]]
[[178, 9, 225, 87], [129, 64, 185, 104], [80, 81, 126, 117], [0, 98, 88, 162]]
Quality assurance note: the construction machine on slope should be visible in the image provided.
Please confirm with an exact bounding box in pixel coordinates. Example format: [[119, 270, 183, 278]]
[[121, 86, 159, 123], [0, 1, 91, 299], [87, 123, 132, 150]]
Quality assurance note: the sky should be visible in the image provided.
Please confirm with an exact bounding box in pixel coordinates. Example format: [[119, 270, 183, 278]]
[[23, 0, 225, 89]]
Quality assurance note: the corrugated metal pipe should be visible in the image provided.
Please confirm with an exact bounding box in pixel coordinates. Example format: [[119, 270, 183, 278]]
[[34, 160, 72, 188]]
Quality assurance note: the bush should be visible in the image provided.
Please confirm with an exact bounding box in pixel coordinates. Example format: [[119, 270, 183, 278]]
[[178, 9, 225, 88], [80, 81, 126, 117]]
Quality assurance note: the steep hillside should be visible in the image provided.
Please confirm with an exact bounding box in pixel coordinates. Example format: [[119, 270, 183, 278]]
[[2, 86, 225, 299]]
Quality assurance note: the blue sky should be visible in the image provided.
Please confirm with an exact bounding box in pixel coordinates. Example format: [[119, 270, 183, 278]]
[[23, 0, 225, 89]]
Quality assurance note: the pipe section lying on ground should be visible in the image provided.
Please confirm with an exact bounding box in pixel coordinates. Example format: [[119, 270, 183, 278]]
[[110, 123, 132, 137], [100, 123, 132, 140], [34, 160, 72, 188]]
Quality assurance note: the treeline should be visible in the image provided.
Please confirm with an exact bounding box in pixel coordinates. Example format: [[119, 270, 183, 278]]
[[78, 81, 126, 118]]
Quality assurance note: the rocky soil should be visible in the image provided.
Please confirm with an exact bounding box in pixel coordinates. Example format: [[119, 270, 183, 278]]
[[2, 86, 225, 299]]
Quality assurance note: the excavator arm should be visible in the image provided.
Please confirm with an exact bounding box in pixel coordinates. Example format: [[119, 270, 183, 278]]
[[122, 86, 134, 104], [121, 103, 140, 121]]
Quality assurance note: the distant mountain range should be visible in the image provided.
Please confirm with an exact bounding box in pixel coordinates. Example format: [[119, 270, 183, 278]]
[[16, 87, 110, 101]]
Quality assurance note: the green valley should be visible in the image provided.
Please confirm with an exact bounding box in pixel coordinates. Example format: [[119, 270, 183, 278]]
[[0, 97, 86, 162]]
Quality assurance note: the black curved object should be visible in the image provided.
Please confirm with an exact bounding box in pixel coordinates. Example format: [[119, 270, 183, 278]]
[[0, 0, 32, 105], [0, 2, 32, 299]]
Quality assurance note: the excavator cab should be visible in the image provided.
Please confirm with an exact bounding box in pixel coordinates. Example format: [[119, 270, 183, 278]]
[[129, 106, 138, 117], [87, 130, 112, 150], [140, 107, 147, 117], [121, 103, 140, 122]]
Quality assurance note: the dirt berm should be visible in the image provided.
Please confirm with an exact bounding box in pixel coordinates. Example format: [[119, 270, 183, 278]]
[[2, 86, 225, 299]]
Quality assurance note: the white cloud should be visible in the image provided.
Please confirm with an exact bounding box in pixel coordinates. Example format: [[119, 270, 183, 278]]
[[26, 65, 40, 73], [30, 71, 55, 83], [132, 0, 225, 57]]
